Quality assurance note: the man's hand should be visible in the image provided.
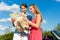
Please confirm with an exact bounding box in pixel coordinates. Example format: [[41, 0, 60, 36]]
[[11, 18, 15, 22], [11, 18, 15, 26]]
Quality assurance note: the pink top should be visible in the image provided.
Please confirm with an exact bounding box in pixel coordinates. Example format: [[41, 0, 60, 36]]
[[30, 17, 42, 40]]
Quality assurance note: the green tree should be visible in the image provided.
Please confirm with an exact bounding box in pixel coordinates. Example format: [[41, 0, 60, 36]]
[[55, 23, 60, 30], [0, 32, 14, 40]]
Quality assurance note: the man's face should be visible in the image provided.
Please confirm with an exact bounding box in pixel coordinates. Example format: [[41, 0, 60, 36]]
[[21, 6, 27, 13]]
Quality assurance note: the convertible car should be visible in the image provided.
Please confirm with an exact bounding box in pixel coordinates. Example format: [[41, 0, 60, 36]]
[[51, 30, 60, 40]]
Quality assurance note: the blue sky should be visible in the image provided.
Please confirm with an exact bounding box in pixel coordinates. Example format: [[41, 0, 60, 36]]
[[0, 0, 60, 32]]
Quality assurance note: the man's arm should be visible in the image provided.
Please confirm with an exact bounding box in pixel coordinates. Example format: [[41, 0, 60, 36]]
[[11, 18, 15, 27], [27, 15, 32, 28], [27, 15, 32, 21]]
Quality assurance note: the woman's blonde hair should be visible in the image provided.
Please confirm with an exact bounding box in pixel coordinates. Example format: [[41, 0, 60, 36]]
[[30, 4, 43, 22]]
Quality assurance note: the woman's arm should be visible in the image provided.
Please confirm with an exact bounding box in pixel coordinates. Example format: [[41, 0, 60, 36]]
[[26, 14, 42, 29]]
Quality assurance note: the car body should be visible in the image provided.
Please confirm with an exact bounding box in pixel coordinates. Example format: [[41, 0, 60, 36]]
[[51, 30, 60, 40]]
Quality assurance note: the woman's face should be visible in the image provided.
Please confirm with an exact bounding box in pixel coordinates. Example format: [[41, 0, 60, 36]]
[[29, 6, 35, 14]]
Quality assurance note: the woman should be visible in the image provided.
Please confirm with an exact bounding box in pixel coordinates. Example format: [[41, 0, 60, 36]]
[[24, 4, 43, 40]]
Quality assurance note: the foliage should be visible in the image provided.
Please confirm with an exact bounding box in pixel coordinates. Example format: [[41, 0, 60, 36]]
[[0, 32, 14, 40]]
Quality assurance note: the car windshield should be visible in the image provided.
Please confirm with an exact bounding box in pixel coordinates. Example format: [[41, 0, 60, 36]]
[[54, 30, 60, 37]]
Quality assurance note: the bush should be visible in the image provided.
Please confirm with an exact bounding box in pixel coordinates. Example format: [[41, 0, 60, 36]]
[[0, 32, 14, 40]]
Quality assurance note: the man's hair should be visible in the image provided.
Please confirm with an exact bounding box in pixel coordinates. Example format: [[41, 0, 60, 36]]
[[20, 3, 27, 8]]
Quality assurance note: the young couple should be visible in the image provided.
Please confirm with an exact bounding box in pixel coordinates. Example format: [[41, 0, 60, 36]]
[[11, 3, 43, 40]]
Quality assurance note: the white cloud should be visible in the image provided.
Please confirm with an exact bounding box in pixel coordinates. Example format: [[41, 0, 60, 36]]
[[0, 18, 47, 24], [56, 0, 60, 2], [0, 25, 5, 30], [0, 25, 15, 35], [42, 19, 47, 24], [0, 25, 11, 30], [0, 2, 20, 12], [0, 18, 11, 22], [0, 25, 15, 31]]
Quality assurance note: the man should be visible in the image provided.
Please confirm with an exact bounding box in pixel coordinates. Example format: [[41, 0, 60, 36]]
[[11, 3, 32, 40]]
